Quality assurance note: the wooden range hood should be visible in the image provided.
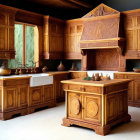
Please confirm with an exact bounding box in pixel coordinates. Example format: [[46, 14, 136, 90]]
[[80, 4, 125, 55]]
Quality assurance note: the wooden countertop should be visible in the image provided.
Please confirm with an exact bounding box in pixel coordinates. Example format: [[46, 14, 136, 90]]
[[61, 79, 131, 87], [0, 75, 31, 80], [114, 72, 140, 74], [47, 71, 70, 75]]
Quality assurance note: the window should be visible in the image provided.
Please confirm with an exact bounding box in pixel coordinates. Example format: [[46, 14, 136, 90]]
[[8, 23, 39, 68]]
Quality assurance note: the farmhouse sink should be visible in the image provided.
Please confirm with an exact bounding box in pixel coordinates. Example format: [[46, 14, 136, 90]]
[[0, 73, 53, 87], [28, 73, 53, 87]]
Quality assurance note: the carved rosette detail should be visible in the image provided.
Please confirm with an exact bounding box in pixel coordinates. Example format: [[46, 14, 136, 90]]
[[70, 98, 81, 115], [87, 101, 98, 117]]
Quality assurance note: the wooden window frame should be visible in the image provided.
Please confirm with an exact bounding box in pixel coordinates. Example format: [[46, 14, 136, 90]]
[[15, 22, 38, 67]]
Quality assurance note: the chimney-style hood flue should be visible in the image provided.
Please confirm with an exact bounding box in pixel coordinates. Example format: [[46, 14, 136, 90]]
[[80, 4, 125, 54]]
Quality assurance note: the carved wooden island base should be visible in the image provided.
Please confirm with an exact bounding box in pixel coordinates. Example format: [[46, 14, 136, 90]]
[[61, 79, 131, 136]]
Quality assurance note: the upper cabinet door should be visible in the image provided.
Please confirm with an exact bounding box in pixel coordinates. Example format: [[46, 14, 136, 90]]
[[64, 20, 83, 59], [0, 9, 16, 59], [43, 16, 64, 59]]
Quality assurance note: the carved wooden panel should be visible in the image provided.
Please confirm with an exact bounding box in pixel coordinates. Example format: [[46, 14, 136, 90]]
[[43, 16, 64, 59], [4, 87, 17, 111], [83, 4, 119, 18], [124, 13, 140, 55], [18, 85, 28, 108], [134, 80, 140, 103], [83, 49, 120, 71], [53, 73, 69, 102], [4, 78, 29, 86], [117, 92, 128, 116], [68, 92, 82, 119], [0, 27, 7, 50], [0, 10, 15, 59], [137, 29, 140, 50], [126, 30, 134, 50], [29, 86, 43, 106], [81, 17, 120, 41], [106, 94, 117, 123], [43, 85, 53, 102], [8, 28, 15, 51], [64, 20, 83, 59], [83, 95, 101, 123], [114, 73, 140, 107]]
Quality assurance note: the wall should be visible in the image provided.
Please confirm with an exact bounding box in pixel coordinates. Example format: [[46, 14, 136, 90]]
[[104, 0, 140, 11]]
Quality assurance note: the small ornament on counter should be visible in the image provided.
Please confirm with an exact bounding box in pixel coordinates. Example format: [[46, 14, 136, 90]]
[[15, 68, 19, 75], [70, 63, 77, 71], [83, 76, 92, 81], [57, 61, 65, 71], [92, 73, 95, 81], [42, 66, 48, 73], [95, 73, 100, 81]]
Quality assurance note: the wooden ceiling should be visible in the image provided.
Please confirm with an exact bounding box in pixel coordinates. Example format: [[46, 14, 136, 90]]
[[0, 0, 100, 19]]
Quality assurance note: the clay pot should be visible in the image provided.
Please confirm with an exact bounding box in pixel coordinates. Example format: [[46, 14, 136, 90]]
[[0, 61, 11, 76], [42, 66, 48, 73], [57, 61, 65, 71], [70, 63, 77, 71]]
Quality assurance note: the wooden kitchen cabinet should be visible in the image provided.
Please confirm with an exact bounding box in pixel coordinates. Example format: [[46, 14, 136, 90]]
[[61, 79, 131, 135], [64, 19, 83, 59], [28, 84, 55, 113], [0, 77, 30, 120], [50, 72, 69, 102], [4, 85, 29, 112], [0, 7, 16, 59], [43, 16, 64, 59], [123, 9, 140, 58], [114, 72, 140, 107]]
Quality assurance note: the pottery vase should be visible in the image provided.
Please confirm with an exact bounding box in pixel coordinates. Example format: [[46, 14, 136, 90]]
[[57, 61, 65, 71], [70, 63, 77, 71], [42, 66, 48, 73]]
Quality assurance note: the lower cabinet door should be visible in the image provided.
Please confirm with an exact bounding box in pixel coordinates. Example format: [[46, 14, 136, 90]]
[[127, 81, 134, 102], [68, 92, 82, 119], [4, 87, 18, 111], [43, 85, 53, 102], [106, 94, 117, 124], [134, 80, 140, 103], [83, 94, 101, 123], [18, 85, 29, 108], [29, 86, 43, 106]]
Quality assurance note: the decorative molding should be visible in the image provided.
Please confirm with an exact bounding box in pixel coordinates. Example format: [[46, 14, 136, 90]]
[[83, 3, 119, 18]]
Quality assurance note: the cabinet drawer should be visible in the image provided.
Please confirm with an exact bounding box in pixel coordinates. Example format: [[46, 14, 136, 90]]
[[84, 86, 100, 93], [68, 84, 82, 91], [68, 84, 100, 93]]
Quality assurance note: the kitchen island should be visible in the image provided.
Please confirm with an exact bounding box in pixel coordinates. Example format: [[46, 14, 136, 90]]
[[61, 79, 131, 135]]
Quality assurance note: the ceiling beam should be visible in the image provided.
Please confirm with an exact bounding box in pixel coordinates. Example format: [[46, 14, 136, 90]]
[[69, 0, 92, 8]]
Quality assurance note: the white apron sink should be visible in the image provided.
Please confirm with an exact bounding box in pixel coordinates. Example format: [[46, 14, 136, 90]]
[[28, 73, 53, 87], [0, 73, 53, 87]]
